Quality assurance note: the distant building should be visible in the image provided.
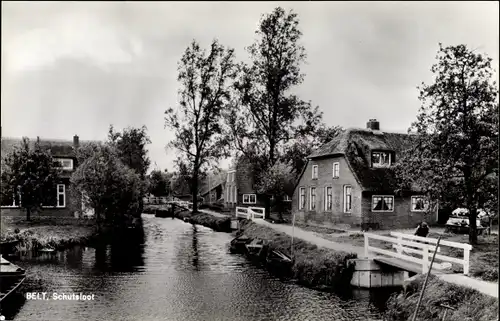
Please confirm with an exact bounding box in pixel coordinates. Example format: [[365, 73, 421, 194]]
[[1, 135, 98, 218], [292, 119, 437, 230]]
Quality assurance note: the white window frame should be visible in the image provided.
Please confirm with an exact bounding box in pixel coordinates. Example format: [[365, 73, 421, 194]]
[[299, 187, 306, 210], [371, 195, 394, 212], [411, 196, 428, 212], [57, 184, 66, 208], [312, 165, 318, 179], [309, 187, 316, 211], [371, 152, 392, 167], [324, 186, 332, 211], [344, 185, 352, 213], [333, 162, 340, 178], [243, 193, 256, 204], [283, 195, 292, 202], [54, 158, 74, 171]]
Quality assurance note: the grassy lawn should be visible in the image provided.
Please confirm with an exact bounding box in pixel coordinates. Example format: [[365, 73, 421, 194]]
[[1, 216, 97, 251]]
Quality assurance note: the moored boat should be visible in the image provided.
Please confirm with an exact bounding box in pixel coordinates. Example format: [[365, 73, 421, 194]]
[[244, 238, 268, 260], [266, 249, 293, 271], [0, 255, 26, 303], [229, 235, 252, 253]]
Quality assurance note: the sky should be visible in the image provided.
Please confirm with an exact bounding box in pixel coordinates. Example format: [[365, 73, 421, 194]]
[[2, 1, 499, 173]]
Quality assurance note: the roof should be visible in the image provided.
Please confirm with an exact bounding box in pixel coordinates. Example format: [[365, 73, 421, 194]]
[[199, 170, 227, 196], [307, 128, 416, 192], [1, 137, 97, 159]]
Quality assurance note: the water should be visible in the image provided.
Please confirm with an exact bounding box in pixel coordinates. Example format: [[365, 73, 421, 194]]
[[2, 215, 395, 321]]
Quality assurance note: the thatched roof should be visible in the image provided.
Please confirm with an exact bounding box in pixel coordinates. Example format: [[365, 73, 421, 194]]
[[1, 137, 99, 158], [308, 128, 416, 192]]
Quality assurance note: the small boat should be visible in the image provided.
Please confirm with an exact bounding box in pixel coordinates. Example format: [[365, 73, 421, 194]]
[[0, 240, 20, 254], [0, 255, 26, 303], [229, 235, 252, 253], [266, 249, 293, 271], [245, 238, 267, 260]]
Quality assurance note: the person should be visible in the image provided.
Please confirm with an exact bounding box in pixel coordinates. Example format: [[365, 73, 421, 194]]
[[414, 222, 429, 237]]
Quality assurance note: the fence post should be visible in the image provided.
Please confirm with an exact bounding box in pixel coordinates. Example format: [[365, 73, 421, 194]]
[[396, 235, 403, 254], [364, 234, 369, 257], [463, 248, 470, 275], [422, 244, 429, 273]]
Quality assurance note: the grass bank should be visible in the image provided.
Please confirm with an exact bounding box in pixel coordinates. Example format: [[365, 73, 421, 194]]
[[385, 274, 499, 321], [1, 216, 102, 252], [237, 220, 357, 290], [174, 209, 231, 232]]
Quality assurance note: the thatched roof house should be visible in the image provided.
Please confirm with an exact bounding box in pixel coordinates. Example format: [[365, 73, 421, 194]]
[[292, 119, 434, 230]]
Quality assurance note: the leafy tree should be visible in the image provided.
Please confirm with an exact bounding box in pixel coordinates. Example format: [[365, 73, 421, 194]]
[[169, 172, 191, 197], [108, 125, 151, 178], [255, 161, 296, 220], [165, 39, 236, 213], [108, 125, 151, 212], [71, 143, 144, 228], [2, 138, 60, 220], [395, 44, 498, 244], [227, 7, 322, 170], [283, 125, 344, 180], [148, 169, 171, 197]]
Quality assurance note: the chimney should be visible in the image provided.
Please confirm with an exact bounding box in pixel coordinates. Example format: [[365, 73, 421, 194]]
[[73, 135, 79, 147], [366, 119, 380, 131]]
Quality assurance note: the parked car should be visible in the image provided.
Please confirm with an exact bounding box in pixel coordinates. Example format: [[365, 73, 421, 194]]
[[446, 208, 489, 227]]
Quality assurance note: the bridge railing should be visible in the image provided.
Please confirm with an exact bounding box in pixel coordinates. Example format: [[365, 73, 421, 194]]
[[235, 206, 266, 220], [364, 232, 472, 275]]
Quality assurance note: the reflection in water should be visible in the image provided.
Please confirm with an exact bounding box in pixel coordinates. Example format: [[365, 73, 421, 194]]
[[2, 216, 394, 321], [192, 225, 199, 270]]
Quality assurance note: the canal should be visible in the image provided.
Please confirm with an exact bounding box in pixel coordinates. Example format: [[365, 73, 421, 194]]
[[3, 215, 395, 321]]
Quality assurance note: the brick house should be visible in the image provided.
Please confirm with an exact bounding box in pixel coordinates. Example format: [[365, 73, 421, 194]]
[[1, 135, 95, 218], [292, 119, 437, 230]]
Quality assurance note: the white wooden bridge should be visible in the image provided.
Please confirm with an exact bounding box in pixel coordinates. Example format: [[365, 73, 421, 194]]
[[363, 231, 472, 275]]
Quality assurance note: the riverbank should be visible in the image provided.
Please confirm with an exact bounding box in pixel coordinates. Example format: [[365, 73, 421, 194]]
[[1, 216, 104, 252], [236, 220, 357, 290], [385, 274, 499, 321], [174, 209, 231, 232]]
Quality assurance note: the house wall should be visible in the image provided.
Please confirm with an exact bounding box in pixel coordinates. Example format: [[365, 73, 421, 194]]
[[292, 156, 363, 228], [361, 193, 438, 230], [0, 179, 80, 218]]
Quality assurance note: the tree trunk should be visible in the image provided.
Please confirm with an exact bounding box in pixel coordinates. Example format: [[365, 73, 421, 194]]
[[264, 195, 271, 220], [26, 207, 31, 221], [192, 173, 199, 214]]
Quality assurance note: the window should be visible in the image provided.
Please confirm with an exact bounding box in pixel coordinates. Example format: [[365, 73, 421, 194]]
[[411, 196, 428, 212], [333, 162, 340, 178], [54, 158, 74, 170], [283, 195, 292, 202], [312, 165, 318, 179], [344, 185, 352, 213], [325, 186, 332, 211], [372, 195, 394, 212], [299, 187, 306, 210], [1, 186, 21, 207], [57, 184, 66, 207], [243, 194, 256, 204], [309, 187, 316, 210], [371, 152, 392, 167]]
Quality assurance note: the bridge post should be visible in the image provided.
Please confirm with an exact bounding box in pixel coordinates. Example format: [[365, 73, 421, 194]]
[[463, 249, 470, 275], [422, 244, 429, 273]]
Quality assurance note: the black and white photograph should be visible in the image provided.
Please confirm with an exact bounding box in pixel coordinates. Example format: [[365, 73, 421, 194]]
[[0, 2, 498, 321]]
